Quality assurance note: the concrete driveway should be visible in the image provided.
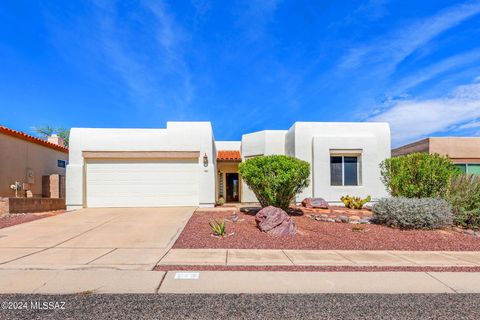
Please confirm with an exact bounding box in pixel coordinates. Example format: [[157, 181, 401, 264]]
[[0, 207, 194, 271]]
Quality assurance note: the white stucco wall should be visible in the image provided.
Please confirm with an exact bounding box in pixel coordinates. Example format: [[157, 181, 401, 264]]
[[215, 141, 241, 151], [67, 121, 390, 209], [241, 123, 389, 204], [66, 122, 216, 210], [286, 122, 390, 203], [240, 130, 287, 202], [241, 130, 286, 157]]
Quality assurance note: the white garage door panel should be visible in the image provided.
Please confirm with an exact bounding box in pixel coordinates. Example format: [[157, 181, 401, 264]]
[[86, 160, 199, 207]]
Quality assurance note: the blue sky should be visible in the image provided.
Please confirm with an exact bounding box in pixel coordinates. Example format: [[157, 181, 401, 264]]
[[1, 0, 480, 146]]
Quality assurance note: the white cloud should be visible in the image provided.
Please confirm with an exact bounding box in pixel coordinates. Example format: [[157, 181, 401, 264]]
[[92, 0, 193, 109], [340, 1, 480, 73], [390, 49, 480, 94], [370, 81, 480, 145], [142, 1, 193, 106], [454, 120, 480, 130]]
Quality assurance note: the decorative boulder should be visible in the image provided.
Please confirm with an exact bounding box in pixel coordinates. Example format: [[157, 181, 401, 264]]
[[255, 206, 296, 236], [301, 197, 329, 209]]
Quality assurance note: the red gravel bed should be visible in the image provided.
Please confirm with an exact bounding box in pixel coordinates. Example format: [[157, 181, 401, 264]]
[[154, 265, 480, 272], [0, 210, 65, 229], [292, 205, 373, 219], [173, 210, 480, 251]]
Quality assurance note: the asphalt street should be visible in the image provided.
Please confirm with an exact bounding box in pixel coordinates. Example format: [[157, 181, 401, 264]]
[[1, 293, 479, 319]]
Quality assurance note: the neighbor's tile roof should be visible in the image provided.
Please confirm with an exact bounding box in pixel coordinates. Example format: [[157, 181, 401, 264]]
[[217, 150, 241, 161], [0, 126, 68, 153]]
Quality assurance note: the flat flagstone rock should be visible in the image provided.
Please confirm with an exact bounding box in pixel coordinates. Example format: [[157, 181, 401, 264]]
[[5, 248, 113, 266], [339, 250, 415, 266], [284, 250, 353, 266], [392, 251, 476, 266], [227, 249, 292, 266], [159, 249, 227, 265]]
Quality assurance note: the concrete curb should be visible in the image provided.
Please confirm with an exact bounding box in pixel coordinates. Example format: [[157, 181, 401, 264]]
[[158, 271, 458, 294], [1, 270, 480, 294]]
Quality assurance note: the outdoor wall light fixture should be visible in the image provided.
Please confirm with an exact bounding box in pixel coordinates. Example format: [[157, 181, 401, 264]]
[[203, 153, 209, 167]]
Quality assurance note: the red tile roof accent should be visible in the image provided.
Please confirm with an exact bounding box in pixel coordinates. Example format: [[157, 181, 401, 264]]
[[0, 126, 68, 153], [217, 150, 241, 161]]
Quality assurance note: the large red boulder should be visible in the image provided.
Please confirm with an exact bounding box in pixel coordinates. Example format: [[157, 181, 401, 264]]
[[301, 197, 329, 209], [255, 206, 296, 236]]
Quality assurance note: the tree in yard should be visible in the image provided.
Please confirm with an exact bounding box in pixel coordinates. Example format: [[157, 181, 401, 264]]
[[380, 152, 458, 198], [32, 125, 70, 147], [238, 155, 310, 211]]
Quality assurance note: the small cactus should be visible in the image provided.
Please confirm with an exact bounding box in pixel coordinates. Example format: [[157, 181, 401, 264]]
[[340, 195, 371, 209]]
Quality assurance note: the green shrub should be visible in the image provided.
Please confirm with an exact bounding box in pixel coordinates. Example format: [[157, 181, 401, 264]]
[[341, 195, 371, 209], [371, 197, 452, 230], [238, 155, 310, 210], [209, 219, 226, 237], [380, 153, 458, 198], [445, 174, 480, 229]]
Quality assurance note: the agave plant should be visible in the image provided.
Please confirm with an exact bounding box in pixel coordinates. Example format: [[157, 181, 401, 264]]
[[209, 219, 226, 237]]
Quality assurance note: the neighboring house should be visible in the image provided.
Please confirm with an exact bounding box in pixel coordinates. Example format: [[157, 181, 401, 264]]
[[392, 137, 480, 174], [0, 126, 68, 198], [66, 121, 390, 210]]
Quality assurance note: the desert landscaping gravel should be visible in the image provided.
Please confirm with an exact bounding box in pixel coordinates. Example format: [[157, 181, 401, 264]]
[[154, 265, 480, 272], [1, 293, 480, 319], [174, 209, 480, 251], [0, 210, 64, 229]]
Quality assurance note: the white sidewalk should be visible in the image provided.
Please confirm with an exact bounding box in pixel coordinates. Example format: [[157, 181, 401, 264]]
[[158, 249, 480, 267], [1, 270, 480, 294]]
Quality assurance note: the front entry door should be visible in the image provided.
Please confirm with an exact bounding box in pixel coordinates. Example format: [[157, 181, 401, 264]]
[[225, 173, 239, 202]]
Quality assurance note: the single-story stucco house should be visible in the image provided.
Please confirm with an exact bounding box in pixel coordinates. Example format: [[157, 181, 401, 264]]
[[0, 126, 68, 214], [0, 126, 68, 198], [66, 122, 390, 210]]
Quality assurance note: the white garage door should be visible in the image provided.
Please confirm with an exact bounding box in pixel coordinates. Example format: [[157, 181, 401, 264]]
[[86, 159, 199, 207]]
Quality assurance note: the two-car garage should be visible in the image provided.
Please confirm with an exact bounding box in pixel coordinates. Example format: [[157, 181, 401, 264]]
[[66, 123, 217, 210], [83, 152, 200, 208]]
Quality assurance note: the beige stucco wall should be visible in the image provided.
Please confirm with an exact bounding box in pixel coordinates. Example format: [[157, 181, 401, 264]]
[[0, 133, 68, 197], [429, 137, 480, 160], [391, 138, 429, 157]]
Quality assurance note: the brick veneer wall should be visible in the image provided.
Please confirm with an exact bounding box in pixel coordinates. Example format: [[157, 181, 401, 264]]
[[0, 197, 65, 215]]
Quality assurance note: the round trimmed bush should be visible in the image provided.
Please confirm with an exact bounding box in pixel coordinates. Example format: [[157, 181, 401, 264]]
[[380, 153, 458, 198], [238, 155, 310, 210], [371, 197, 452, 230]]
